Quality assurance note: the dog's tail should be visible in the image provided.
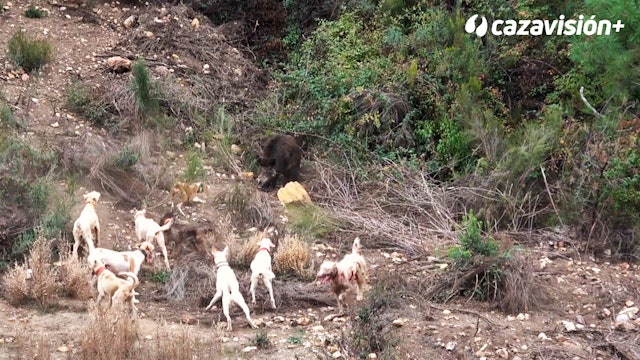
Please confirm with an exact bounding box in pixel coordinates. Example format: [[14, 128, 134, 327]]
[[351, 237, 362, 255], [158, 216, 175, 233], [259, 270, 276, 281], [119, 272, 140, 290]]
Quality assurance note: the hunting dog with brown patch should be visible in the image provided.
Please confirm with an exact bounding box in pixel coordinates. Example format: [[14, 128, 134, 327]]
[[171, 181, 206, 216], [72, 191, 102, 259], [89, 258, 140, 314], [133, 208, 174, 270], [316, 238, 367, 312], [87, 241, 155, 277], [205, 245, 258, 331]]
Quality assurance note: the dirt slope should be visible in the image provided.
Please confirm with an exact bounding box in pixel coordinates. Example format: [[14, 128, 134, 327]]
[[2, 1, 640, 360]]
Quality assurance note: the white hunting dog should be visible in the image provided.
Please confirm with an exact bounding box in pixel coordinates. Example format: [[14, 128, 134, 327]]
[[72, 191, 101, 259], [316, 237, 368, 312], [90, 258, 140, 314], [133, 208, 174, 270], [205, 245, 258, 331], [250, 237, 277, 309], [87, 241, 155, 277]]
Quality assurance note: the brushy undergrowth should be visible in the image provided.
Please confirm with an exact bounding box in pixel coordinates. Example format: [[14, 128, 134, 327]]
[[7, 30, 53, 73]]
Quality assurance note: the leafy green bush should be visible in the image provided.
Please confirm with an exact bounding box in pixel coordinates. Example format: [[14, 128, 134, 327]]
[[7, 30, 53, 72]]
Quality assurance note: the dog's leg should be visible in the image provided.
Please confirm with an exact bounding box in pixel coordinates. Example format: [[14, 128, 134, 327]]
[[96, 291, 105, 308], [232, 292, 258, 329], [205, 290, 222, 310], [262, 276, 276, 309], [250, 275, 258, 304], [176, 203, 186, 217], [72, 227, 81, 259], [192, 196, 206, 204], [94, 224, 100, 248], [155, 236, 171, 271], [222, 291, 233, 331]]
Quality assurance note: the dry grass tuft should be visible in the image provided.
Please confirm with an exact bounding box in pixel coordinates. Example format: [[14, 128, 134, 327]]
[[2, 236, 59, 308], [496, 252, 551, 314], [2, 262, 30, 305], [273, 234, 314, 280], [77, 307, 138, 360], [143, 324, 222, 358], [57, 248, 93, 300], [234, 238, 260, 268], [215, 183, 275, 229], [163, 254, 216, 305]]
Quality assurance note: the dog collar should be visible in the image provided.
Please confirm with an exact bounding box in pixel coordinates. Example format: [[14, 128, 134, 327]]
[[259, 247, 270, 254], [138, 249, 148, 259], [215, 261, 229, 268], [95, 267, 106, 276]]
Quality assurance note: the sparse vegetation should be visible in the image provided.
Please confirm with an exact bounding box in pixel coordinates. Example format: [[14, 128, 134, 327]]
[[7, 30, 53, 73], [251, 328, 272, 349], [342, 278, 402, 360], [24, 5, 45, 18], [285, 203, 339, 239], [149, 269, 170, 284], [66, 81, 111, 127], [112, 145, 141, 170], [2, 0, 640, 358]]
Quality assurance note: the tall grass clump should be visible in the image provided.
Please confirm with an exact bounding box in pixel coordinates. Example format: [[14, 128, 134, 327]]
[[7, 30, 53, 72]]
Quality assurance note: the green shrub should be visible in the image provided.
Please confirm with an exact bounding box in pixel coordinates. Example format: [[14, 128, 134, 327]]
[[447, 211, 499, 266], [185, 152, 206, 182], [131, 60, 160, 123], [250, 329, 271, 349], [113, 145, 140, 170], [7, 30, 53, 72], [0, 104, 18, 128], [24, 5, 46, 18]]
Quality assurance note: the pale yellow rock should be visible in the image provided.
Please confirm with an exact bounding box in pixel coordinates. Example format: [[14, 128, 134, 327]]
[[277, 181, 311, 205]]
